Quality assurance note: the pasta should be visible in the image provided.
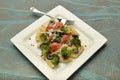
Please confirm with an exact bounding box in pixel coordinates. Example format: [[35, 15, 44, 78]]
[[35, 19, 84, 68]]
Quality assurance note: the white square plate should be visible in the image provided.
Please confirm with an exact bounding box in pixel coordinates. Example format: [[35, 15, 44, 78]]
[[11, 5, 107, 80]]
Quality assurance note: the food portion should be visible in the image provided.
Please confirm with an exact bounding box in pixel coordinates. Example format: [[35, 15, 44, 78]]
[[35, 19, 84, 68]]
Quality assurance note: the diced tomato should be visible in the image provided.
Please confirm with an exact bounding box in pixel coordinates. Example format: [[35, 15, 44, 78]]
[[48, 35, 53, 41], [61, 35, 70, 43], [54, 22, 63, 29], [46, 25, 53, 31], [50, 42, 61, 52]]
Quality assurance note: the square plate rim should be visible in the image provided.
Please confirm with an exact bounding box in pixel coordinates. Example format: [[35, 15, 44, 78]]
[[10, 5, 107, 80]]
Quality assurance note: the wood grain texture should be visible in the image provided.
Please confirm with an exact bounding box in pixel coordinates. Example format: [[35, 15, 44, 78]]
[[0, 0, 120, 80]]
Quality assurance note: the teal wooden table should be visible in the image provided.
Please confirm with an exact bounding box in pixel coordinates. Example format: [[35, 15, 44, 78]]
[[0, 0, 120, 80]]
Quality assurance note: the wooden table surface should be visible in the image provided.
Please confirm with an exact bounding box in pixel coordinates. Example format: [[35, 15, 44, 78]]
[[0, 0, 120, 80]]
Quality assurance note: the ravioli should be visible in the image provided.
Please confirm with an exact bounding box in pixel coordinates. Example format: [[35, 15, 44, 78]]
[[35, 19, 84, 68]]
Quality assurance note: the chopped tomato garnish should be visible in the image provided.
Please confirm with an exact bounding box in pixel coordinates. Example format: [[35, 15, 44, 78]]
[[50, 42, 61, 52], [54, 22, 63, 29], [46, 25, 53, 31], [48, 35, 53, 41], [61, 35, 70, 43]]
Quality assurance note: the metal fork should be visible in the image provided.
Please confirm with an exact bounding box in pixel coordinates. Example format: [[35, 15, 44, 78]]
[[30, 7, 74, 25]]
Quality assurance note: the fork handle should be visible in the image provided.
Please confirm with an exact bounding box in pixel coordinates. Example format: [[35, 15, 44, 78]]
[[30, 7, 54, 18]]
